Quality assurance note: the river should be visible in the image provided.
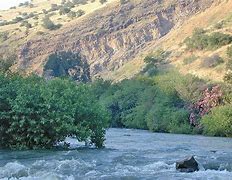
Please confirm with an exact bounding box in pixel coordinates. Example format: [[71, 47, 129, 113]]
[[0, 128, 232, 180]]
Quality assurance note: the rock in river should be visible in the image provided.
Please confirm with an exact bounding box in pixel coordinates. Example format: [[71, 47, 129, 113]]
[[176, 156, 199, 173]]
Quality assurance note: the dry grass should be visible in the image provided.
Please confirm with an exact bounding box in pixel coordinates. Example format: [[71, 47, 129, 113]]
[[112, 0, 232, 82]]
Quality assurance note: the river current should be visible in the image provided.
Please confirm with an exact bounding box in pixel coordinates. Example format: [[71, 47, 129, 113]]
[[0, 128, 232, 180]]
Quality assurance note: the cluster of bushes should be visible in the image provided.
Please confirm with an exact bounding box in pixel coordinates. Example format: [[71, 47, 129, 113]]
[[42, 16, 62, 30], [20, 21, 32, 29], [184, 28, 232, 50], [43, 51, 90, 82], [90, 50, 232, 138], [18, 1, 33, 8], [67, 10, 85, 18], [0, 74, 109, 150], [0, 54, 16, 73], [0, 12, 35, 27], [91, 71, 206, 134]]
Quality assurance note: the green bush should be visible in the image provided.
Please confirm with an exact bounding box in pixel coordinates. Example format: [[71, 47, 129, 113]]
[[95, 71, 205, 133], [201, 105, 232, 137], [76, 9, 85, 17], [0, 54, 16, 73], [43, 51, 90, 82], [0, 74, 109, 149], [224, 71, 232, 84], [42, 16, 62, 30], [184, 28, 232, 50], [59, 7, 71, 15], [144, 49, 169, 64]]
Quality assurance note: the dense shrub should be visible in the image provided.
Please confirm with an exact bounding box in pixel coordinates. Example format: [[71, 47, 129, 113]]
[[144, 49, 168, 64], [201, 54, 224, 68], [0, 54, 16, 73], [94, 70, 206, 134], [59, 6, 71, 15], [42, 16, 61, 30], [224, 71, 232, 84], [20, 21, 32, 28], [0, 74, 109, 149], [184, 28, 232, 50], [43, 51, 90, 82], [201, 105, 232, 137], [76, 9, 85, 17]]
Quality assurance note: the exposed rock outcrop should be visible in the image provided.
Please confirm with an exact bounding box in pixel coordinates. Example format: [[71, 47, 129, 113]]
[[14, 0, 214, 79]]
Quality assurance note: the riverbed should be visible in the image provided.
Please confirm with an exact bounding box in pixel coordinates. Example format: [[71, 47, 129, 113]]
[[0, 128, 232, 179]]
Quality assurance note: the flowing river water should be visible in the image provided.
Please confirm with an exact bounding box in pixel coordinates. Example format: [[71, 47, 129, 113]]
[[0, 128, 232, 180]]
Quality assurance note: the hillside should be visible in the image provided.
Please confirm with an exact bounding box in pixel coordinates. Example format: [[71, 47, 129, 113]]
[[0, 0, 232, 83]]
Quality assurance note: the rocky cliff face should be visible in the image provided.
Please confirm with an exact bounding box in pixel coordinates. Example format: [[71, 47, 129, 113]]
[[17, 0, 214, 78]]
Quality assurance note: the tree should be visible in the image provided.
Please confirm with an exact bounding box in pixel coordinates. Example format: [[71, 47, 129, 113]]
[[42, 16, 61, 30], [0, 75, 109, 149]]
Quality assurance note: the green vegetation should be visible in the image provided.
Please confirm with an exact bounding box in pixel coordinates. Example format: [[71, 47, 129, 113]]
[[202, 105, 232, 137], [184, 28, 232, 50], [92, 70, 205, 134], [43, 51, 90, 82], [42, 16, 62, 30], [0, 54, 16, 73], [0, 74, 109, 150], [91, 51, 231, 137]]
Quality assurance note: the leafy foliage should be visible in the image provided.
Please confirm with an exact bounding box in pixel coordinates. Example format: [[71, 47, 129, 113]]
[[43, 51, 90, 82], [0, 74, 109, 150], [93, 71, 206, 134], [42, 16, 62, 30], [201, 105, 232, 137]]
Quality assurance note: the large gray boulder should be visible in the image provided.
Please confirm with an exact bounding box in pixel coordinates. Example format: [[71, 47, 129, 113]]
[[176, 156, 199, 173]]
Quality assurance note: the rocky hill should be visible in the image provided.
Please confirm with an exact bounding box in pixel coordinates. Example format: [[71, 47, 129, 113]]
[[0, 0, 231, 81]]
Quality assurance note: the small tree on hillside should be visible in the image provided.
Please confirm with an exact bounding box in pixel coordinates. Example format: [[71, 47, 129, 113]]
[[42, 16, 61, 30]]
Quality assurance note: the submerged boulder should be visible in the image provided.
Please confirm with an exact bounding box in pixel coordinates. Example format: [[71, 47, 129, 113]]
[[176, 156, 199, 173]]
